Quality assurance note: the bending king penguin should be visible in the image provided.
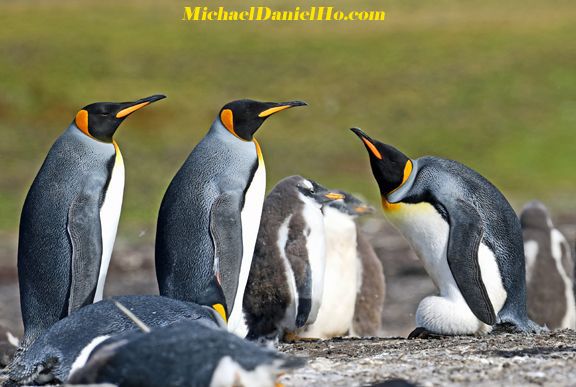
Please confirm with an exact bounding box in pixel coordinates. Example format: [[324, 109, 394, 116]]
[[156, 99, 306, 335], [351, 128, 542, 336]]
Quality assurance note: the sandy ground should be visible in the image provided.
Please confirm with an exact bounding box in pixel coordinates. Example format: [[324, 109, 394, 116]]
[[1, 215, 575, 385]]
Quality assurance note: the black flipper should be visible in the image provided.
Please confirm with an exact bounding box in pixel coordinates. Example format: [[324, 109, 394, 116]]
[[209, 191, 244, 315], [445, 199, 496, 325], [66, 179, 103, 315]]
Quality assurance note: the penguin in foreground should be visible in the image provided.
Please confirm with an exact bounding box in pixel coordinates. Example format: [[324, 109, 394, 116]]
[[17, 94, 166, 346], [243, 176, 344, 343], [68, 313, 305, 387], [300, 191, 385, 339], [351, 128, 542, 336], [5, 295, 222, 385], [156, 99, 306, 334], [520, 201, 576, 329]]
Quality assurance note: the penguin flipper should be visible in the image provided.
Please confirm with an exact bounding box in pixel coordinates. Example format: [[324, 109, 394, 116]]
[[285, 213, 313, 328], [445, 199, 496, 325], [209, 191, 244, 314], [66, 182, 103, 315]]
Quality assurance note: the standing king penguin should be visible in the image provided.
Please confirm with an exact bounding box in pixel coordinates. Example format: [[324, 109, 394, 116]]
[[351, 128, 542, 336], [155, 99, 306, 334], [18, 95, 165, 346], [520, 201, 576, 329]]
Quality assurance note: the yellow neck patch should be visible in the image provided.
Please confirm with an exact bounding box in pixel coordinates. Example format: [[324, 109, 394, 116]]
[[212, 303, 228, 323], [75, 109, 90, 137], [382, 197, 403, 211], [253, 138, 264, 164], [401, 160, 413, 186]]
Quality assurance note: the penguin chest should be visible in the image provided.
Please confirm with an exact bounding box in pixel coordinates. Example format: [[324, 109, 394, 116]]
[[299, 196, 327, 325], [303, 212, 358, 338], [94, 148, 125, 301], [228, 162, 266, 336], [385, 202, 507, 315]]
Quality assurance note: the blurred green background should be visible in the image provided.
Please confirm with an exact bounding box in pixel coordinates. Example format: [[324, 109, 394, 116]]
[[1, 0, 575, 241]]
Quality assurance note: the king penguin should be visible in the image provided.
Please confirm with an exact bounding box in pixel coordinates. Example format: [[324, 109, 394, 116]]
[[243, 176, 344, 343], [6, 295, 223, 385], [17, 94, 165, 346], [67, 312, 304, 387], [351, 128, 542, 336], [155, 99, 306, 334], [520, 201, 576, 329]]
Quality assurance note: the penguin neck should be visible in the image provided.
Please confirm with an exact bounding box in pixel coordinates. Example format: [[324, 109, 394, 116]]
[[67, 124, 116, 154], [208, 119, 261, 162]]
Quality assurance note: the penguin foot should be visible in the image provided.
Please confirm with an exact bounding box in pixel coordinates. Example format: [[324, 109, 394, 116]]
[[407, 327, 446, 340], [282, 332, 320, 343]]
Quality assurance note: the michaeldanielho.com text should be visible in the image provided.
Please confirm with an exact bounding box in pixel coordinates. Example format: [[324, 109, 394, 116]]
[[182, 6, 386, 22]]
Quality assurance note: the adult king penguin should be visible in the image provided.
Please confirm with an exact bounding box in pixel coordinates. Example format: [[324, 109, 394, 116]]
[[350, 128, 542, 336], [155, 99, 306, 334], [18, 94, 165, 346], [520, 201, 576, 329]]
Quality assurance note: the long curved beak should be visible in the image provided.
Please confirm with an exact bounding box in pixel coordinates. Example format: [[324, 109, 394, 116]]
[[350, 127, 382, 159], [116, 94, 166, 118], [258, 100, 308, 118]]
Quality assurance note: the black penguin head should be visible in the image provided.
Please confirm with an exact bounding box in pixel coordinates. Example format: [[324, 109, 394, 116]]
[[351, 128, 413, 196], [520, 201, 553, 230], [74, 94, 166, 142], [218, 99, 307, 141], [294, 177, 345, 206], [326, 190, 375, 216]]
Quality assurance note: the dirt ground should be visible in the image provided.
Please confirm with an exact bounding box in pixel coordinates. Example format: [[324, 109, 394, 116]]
[[1, 215, 575, 385]]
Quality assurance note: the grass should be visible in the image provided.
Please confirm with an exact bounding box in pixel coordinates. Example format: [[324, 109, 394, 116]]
[[0, 0, 575, 240]]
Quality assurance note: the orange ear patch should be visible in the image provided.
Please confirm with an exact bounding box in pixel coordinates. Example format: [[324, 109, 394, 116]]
[[220, 109, 234, 132], [401, 160, 413, 185], [75, 110, 90, 137], [361, 138, 382, 160]]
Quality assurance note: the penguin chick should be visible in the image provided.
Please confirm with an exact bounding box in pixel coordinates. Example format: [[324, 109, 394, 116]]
[[520, 201, 576, 329], [68, 319, 305, 387], [300, 191, 385, 339], [6, 295, 221, 385], [155, 99, 306, 335], [243, 176, 344, 343], [18, 94, 165, 347], [351, 128, 543, 336]]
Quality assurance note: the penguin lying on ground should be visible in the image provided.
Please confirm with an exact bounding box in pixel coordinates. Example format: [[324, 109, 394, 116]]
[[156, 99, 306, 335], [68, 312, 304, 387], [5, 296, 221, 385], [520, 201, 576, 329], [300, 191, 385, 339], [351, 128, 542, 336], [243, 176, 344, 343], [17, 95, 165, 347]]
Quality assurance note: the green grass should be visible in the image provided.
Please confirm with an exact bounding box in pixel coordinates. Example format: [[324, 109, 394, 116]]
[[0, 0, 575, 239]]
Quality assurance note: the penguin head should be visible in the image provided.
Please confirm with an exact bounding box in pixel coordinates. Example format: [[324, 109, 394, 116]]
[[294, 177, 345, 206], [351, 128, 413, 196], [74, 94, 166, 142], [218, 99, 307, 141], [326, 190, 375, 217], [520, 200, 553, 230]]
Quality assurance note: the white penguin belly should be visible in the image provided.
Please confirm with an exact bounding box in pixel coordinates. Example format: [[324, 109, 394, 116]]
[[68, 334, 111, 377], [298, 195, 327, 326], [228, 162, 266, 337], [301, 209, 358, 338], [385, 202, 507, 334], [94, 147, 125, 301]]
